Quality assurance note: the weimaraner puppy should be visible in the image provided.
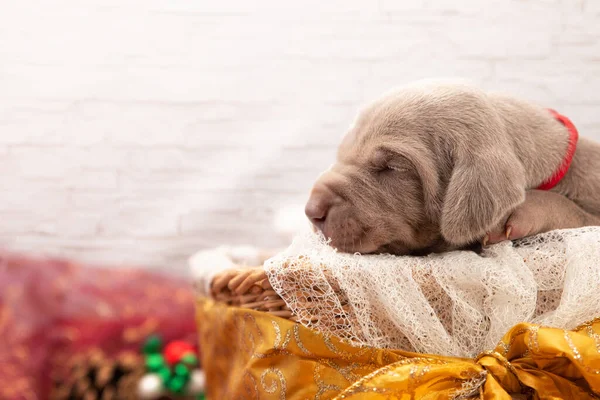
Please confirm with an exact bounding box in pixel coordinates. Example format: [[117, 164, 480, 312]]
[[305, 81, 600, 255]]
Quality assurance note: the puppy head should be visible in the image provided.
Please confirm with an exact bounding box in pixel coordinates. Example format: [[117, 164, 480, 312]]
[[305, 83, 526, 255]]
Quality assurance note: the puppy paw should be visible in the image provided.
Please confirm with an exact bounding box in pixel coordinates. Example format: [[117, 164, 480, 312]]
[[482, 206, 535, 246]]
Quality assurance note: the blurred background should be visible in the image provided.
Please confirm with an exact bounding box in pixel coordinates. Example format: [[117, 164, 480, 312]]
[[1, 0, 599, 272]]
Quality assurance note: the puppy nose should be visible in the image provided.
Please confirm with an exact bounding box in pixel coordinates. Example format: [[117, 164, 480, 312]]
[[305, 190, 332, 232]]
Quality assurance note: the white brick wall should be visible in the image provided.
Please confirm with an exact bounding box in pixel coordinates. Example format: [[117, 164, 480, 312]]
[[1, 0, 599, 272]]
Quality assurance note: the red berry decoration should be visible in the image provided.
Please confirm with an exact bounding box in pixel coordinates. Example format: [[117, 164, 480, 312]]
[[163, 341, 195, 365]]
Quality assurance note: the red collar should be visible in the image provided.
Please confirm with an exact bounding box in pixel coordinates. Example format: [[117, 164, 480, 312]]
[[536, 109, 579, 191]]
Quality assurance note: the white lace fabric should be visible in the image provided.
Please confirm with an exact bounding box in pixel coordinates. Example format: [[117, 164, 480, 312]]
[[264, 227, 600, 357]]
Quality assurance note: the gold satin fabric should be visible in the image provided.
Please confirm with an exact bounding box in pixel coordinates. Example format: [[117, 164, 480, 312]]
[[197, 298, 600, 399]]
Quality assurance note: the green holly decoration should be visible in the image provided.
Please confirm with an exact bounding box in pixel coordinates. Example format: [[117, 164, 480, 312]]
[[157, 365, 172, 383], [142, 334, 202, 397], [143, 335, 163, 354], [181, 353, 198, 367], [174, 363, 190, 377], [167, 375, 187, 394], [146, 354, 166, 372]]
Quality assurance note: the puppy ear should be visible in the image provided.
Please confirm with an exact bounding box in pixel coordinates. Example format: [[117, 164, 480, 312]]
[[440, 150, 526, 245]]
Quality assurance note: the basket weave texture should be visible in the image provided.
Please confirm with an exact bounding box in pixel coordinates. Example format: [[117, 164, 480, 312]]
[[210, 266, 296, 320]]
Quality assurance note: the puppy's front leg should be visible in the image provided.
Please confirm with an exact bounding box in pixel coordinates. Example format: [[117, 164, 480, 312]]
[[483, 190, 600, 245]]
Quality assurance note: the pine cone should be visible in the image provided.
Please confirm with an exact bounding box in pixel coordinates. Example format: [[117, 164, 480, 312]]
[[51, 351, 144, 400]]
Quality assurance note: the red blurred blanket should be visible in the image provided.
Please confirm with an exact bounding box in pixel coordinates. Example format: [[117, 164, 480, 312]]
[[0, 252, 197, 400]]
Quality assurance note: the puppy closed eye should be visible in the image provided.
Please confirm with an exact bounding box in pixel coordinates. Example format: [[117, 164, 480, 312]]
[[376, 165, 410, 174], [371, 149, 411, 174], [385, 165, 410, 173]]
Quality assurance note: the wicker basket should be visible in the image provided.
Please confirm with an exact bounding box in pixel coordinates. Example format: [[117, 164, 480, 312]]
[[209, 266, 296, 320], [207, 255, 359, 335]]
